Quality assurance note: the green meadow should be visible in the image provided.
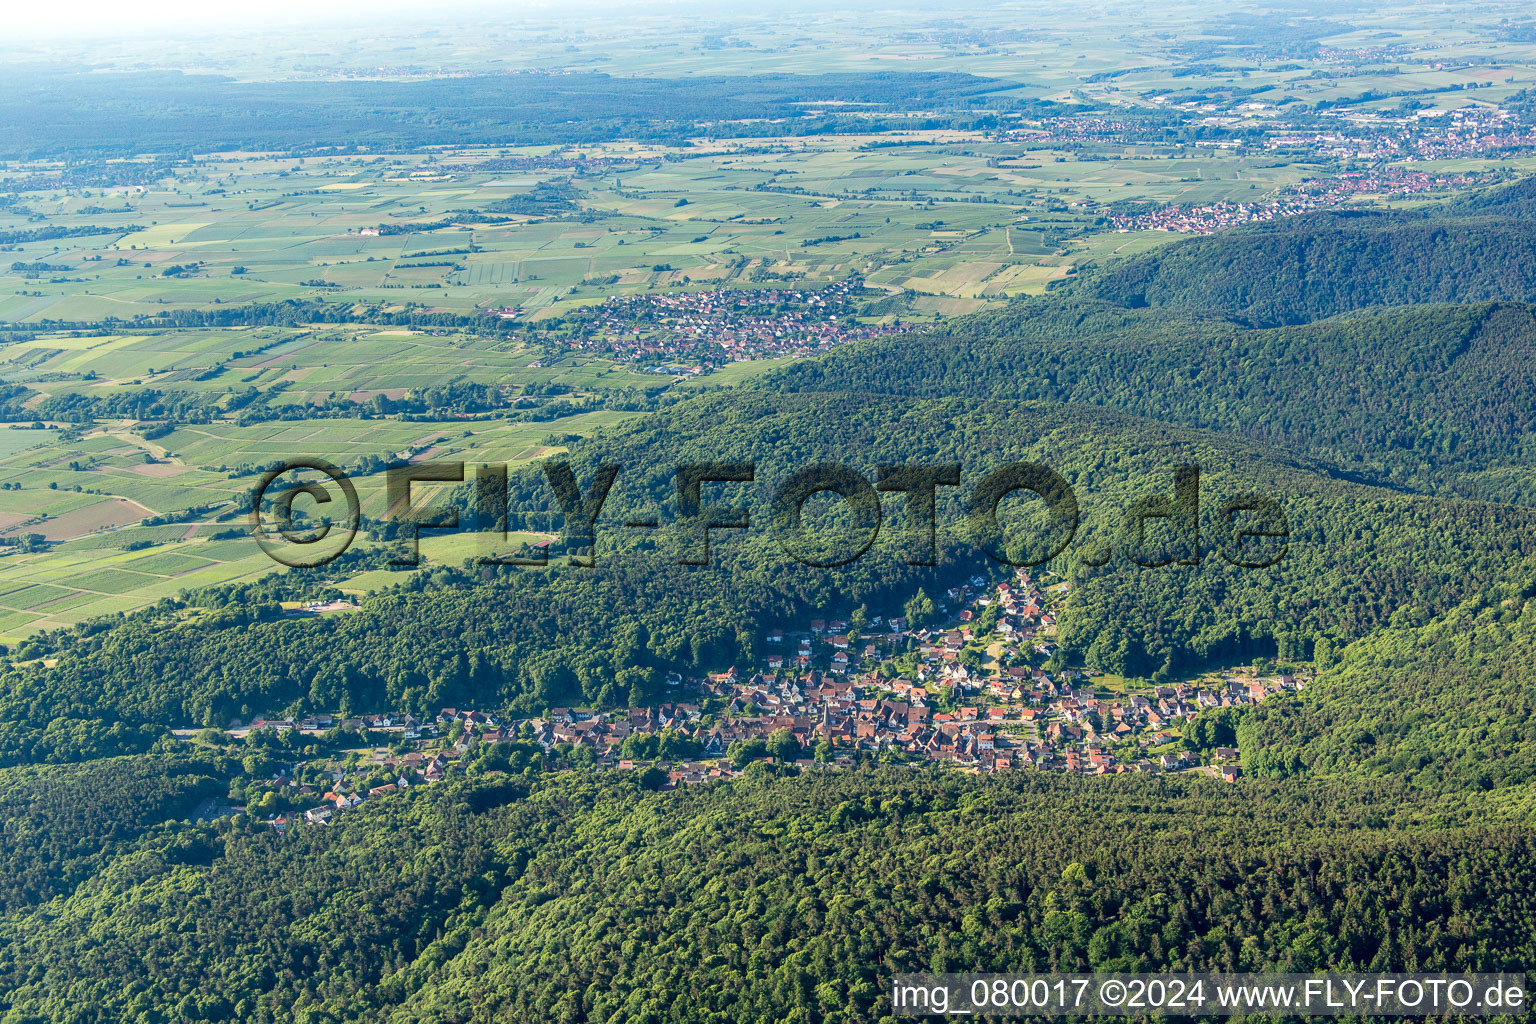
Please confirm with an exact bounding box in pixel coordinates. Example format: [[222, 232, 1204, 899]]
[[0, 134, 1342, 325], [0, 406, 638, 641]]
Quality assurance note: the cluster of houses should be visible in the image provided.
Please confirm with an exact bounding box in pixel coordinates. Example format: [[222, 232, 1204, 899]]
[[1109, 169, 1483, 234], [244, 710, 436, 740], [998, 89, 1535, 211], [257, 708, 502, 829], [244, 569, 1308, 828], [485, 569, 1297, 779], [561, 277, 912, 367], [1026, 92, 1536, 166], [1299, 105, 1536, 162]]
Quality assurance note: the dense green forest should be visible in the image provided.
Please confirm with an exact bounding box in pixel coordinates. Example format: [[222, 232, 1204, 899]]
[[0, 70, 1016, 158], [1082, 178, 1536, 325], [0, 768, 1532, 1024], [1240, 567, 1536, 789], [780, 299, 1536, 498], [0, 755, 220, 914]]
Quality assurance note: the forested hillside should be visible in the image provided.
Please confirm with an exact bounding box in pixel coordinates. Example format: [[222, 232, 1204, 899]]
[[780, 299, 1536, 498], [1083, 178, 1536, 325], [9, 392, 1536, 739], [0, 755, 220, 914], [1240, 566, 1536, 789], [0, 769, 1533, 1024]]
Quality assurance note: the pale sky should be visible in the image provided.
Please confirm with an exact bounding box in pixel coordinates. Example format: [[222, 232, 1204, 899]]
[[6, 0, 567, 41]]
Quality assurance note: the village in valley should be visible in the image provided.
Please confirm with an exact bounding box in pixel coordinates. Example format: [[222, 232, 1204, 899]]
[[201, 567, 1306, 830]]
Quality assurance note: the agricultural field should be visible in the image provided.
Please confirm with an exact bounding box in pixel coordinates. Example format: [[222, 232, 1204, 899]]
[[0, 325, 664, 412], [0, 135, 1351, 324], [0, 406, 635, 640]]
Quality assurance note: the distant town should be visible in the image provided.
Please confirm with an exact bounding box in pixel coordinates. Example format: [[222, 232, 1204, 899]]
[[510, 277, 915, 370], [1109, 168, 1485, 234]]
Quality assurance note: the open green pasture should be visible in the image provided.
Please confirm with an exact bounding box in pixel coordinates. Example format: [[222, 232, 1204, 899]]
[[0, 136, 1332, 324], [0, 406, 639, 640], [2, 326, 663, 410]]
